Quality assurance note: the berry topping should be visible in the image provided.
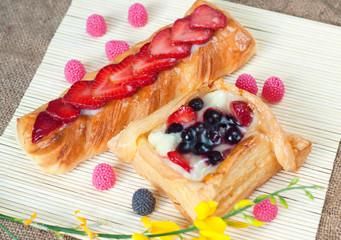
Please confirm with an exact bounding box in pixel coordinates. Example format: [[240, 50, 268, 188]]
[[92, 163, 116, 191], [132, 43, 177, 74], [166, 105, 197, 127], [230, 101, 253, 127], [181, 126, 197, 141], [166, 123, 184, 134], [63, 81, 107, 109], [188, 97, 204, 111], [253, 198, 278, 222], [171, 16, 212, 44], [86, 14, 107, 37], [223, 126, 243, 145], [128, 3, 148, 28], [46, 98, 80, 123], [235, 73, 258, 95], [64, 60, 87, 84], [32, 112, 63, 143], [132, 189, 156, 216], [132, 72, 158, 88], [204, 151, 223, 165], [105, 40, 130, 61], [167, 151, 191, 173], [192, 142, 210, 155], [176, 141, 192, 154], [149, 28, 192, 59], [203, 108, 222, 126], [190, 5, 227, 30], [262, 76, 285, 102]]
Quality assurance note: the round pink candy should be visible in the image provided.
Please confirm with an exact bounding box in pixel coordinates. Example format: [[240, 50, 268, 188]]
[[64, 60, 86, 84], [105, 40, 130, 61], [128, 3, 148, 27], [92, 163, 116, 191], [262, 76, 285, 102], [86, 14, 107, 37], [253, 198, 278, 222], [235, 73, 258, 95]]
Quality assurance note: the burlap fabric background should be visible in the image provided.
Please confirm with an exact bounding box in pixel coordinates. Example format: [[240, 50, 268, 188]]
[[0, 0, 340, 239]]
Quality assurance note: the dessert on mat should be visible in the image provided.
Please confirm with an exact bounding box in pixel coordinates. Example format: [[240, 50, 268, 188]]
[[16, 0, 256, 174], [109, 78, 312, 222]]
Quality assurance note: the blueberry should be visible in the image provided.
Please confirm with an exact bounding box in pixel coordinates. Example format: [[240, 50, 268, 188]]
[[166, 123, 183, 134], [203, 109, 222, 126], [205, 151, 223, 165], [181, 127, 196, 141], [132, 189, 156, 216], [192, 122, 205, 133], [177, 141, 193, 154], [224, 126, 243, 144], [192, 142, 211, 155], [208, 131, 222, 145], [188, 98, 204, 111]]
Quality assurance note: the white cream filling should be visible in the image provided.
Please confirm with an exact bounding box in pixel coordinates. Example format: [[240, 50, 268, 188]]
[[80, 108, 104, 116]]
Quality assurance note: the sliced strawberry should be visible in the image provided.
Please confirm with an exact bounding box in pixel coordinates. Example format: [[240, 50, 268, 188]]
[[133, 43, 177, 74], [230, 101, 253, 127], [190, 5, 227, 30], [32, 111, 64, 143], [149, 28, 192, 59], [167, 151, 191, 173], [46, 98, 81, 123], [63, 81, 107, 109], [171, 16, 212, 44], [132, 72, 158, 87], [95, 56, 134, 87], [166, 105, 197, 127]]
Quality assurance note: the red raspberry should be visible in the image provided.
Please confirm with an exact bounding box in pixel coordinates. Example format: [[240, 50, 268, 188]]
[[235, 74, 258, 95], [262, 76, 285, 102], [253, 198, 278, 222]]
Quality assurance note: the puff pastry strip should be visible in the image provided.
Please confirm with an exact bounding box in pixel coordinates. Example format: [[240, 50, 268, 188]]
[[16, 0, 256, 174], [109, 78, 312, 221]]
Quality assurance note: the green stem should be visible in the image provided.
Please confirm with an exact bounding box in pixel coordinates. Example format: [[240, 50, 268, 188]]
[[0, 185, 322, 239], [0, 223, 19, 240]]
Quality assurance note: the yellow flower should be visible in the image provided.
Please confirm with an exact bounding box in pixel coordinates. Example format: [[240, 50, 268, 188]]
[[141, 216, 152, 229], [233, 200, 253, 211], [75, 210, 98, 240], [199, 230, 231, 240], [194, 216, 226, 234], [194, 201, 217, 220], [150, 221, 180, 240], [132, 233, 149, 240], [24, 211, 37, 225]]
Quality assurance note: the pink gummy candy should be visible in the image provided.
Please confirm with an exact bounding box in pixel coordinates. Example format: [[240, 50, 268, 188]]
[[253, 198, 278, 222], [128, 3, 148, 27], [86, 14, 107, 37], [64, 60, 86, 84], [92, 163, 116, 191], [262, 76, 285, 102], [235, 73, 258, 95], [105, 40, 130, 61]]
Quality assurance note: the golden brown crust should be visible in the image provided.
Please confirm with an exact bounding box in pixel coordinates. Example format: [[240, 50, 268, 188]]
[[110, 78, 312, 222], [16, 0, 257, 174]]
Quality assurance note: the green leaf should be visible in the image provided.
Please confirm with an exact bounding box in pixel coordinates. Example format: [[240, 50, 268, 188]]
[[270, 195, 276, 205], [305, 190, 314, 200], [278, 196, 288, 208], [225, 220, 251, 228], [243, 214, 264, 227], [311, 185, 324, 189], [289, 177, 299, 187], [253, 195, 269, 204], [52, 230, 63, 240]]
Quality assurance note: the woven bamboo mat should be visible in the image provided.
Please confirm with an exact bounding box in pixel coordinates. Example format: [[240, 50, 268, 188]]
[[0, 0, 341, 239]]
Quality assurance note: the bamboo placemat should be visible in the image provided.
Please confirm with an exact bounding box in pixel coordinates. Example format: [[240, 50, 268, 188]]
[[0, 0, 341, 239]]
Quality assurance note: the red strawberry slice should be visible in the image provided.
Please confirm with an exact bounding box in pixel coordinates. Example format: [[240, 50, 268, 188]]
[[46, 98, 81, 123], [167, 151, 191, 173], [132, 72, 158, 87], [63, 81, 107, 109], [230, 101, 253, 127], [95, 56, 134, 87], [133, 43, 177, 74], [32, 111, 64, 143], [149, 28, 192, 59], [171, 16, 212, 44], [166, 105, 197, 127], [190, 5, 227, 30]]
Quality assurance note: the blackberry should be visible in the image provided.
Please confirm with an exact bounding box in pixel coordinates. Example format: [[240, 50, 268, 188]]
[[132, 189, 156, 216], [166, 123, 183, 133], [224, 126, 243, 144], [203, 109, 222, 126], [188, 98, 204, 111], [205, 151, 223, 165]]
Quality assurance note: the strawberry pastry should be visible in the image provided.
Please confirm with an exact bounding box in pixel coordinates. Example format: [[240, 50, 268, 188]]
[[110, 78, 311, 222], [16, 0, 257, 174]]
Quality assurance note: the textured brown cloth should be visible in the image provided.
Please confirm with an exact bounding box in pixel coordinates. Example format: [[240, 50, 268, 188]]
[[0, 0, 340, 239]]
